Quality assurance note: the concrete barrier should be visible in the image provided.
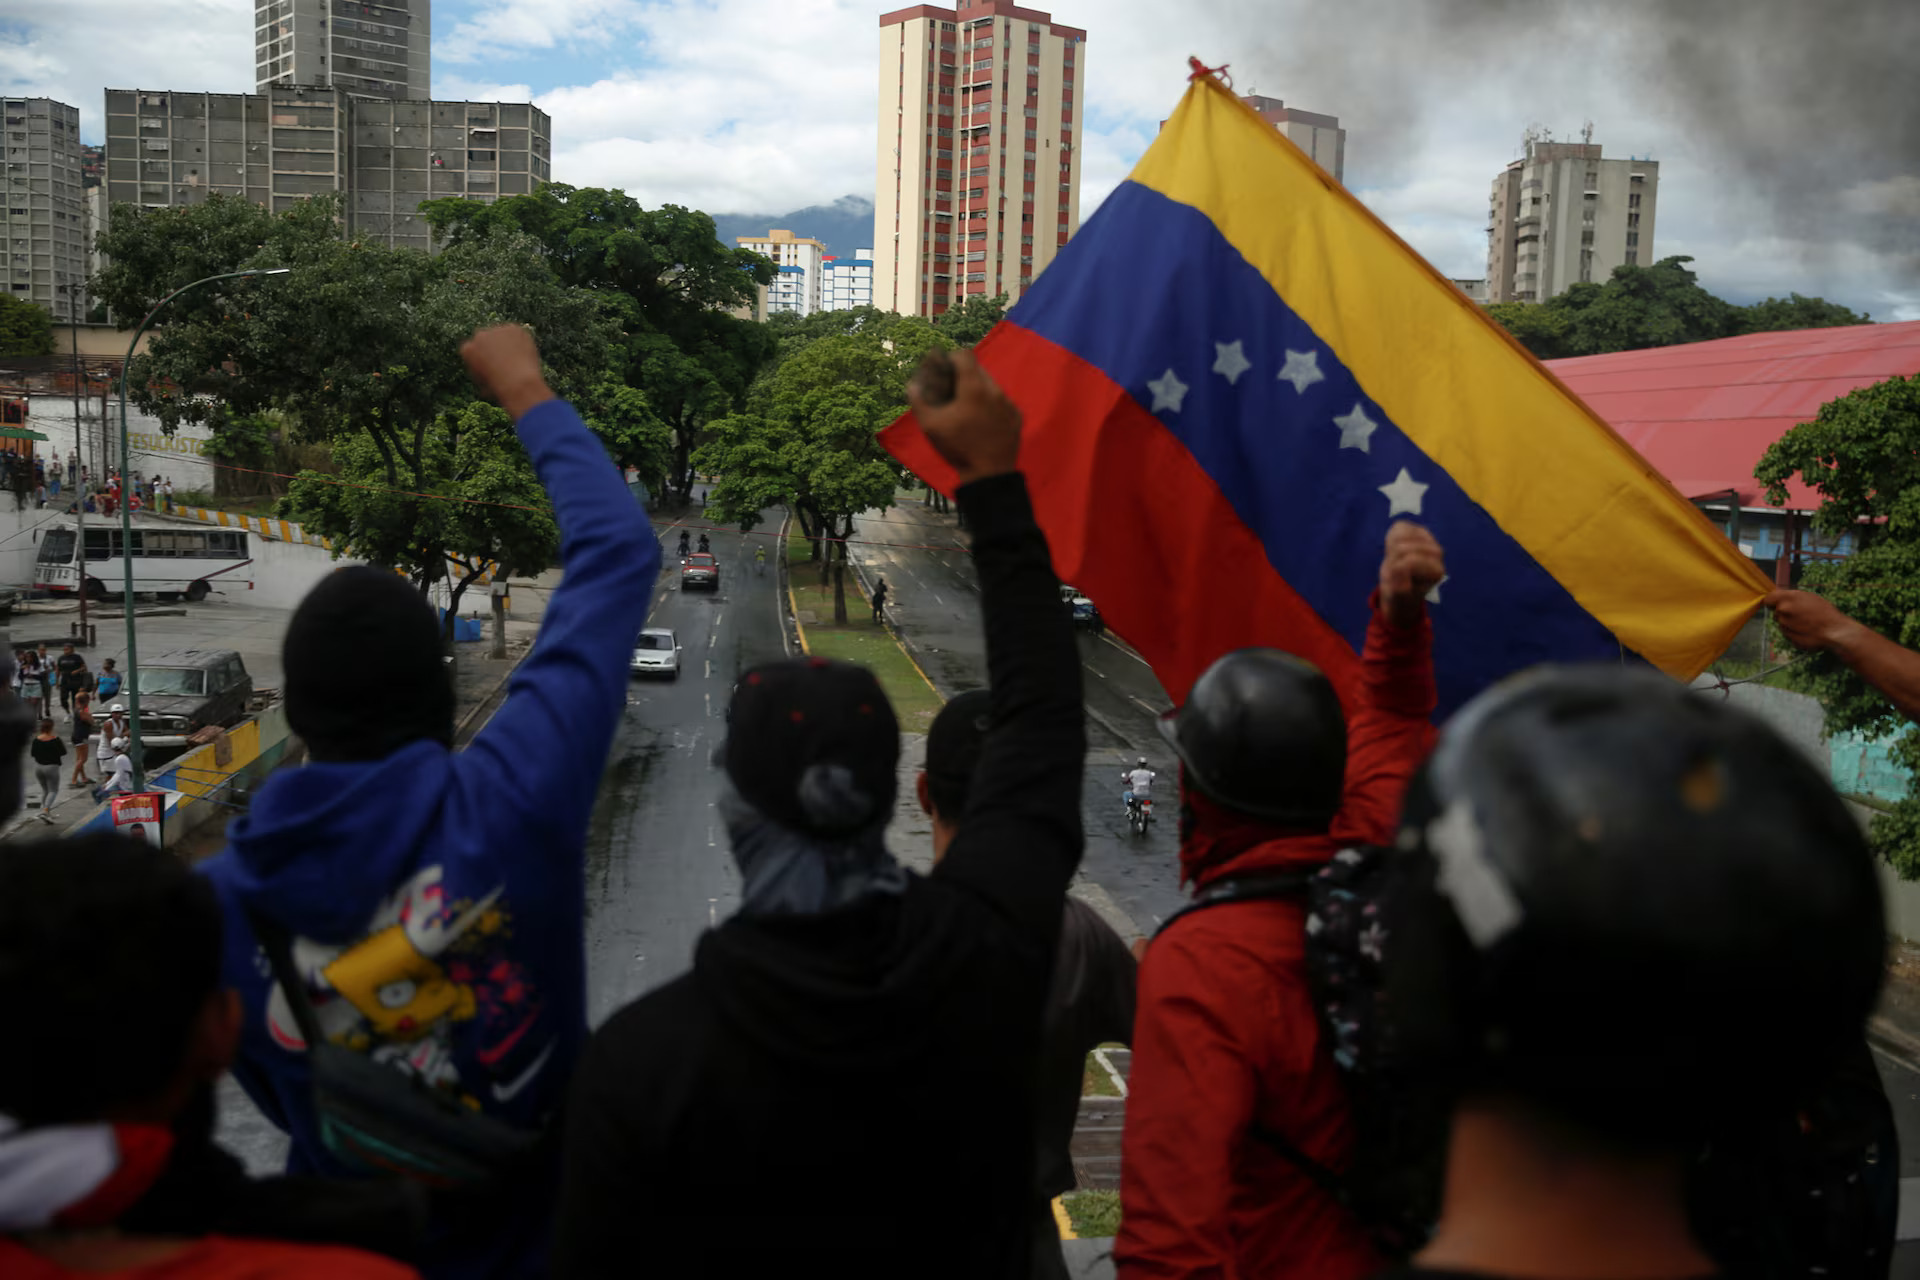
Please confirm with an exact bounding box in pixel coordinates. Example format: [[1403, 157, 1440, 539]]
[[67, 702, 292, 847]]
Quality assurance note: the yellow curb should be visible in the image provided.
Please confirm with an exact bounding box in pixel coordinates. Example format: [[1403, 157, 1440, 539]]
[[1052, 1196, 1076, 1241], [783, 526, 811, 656]]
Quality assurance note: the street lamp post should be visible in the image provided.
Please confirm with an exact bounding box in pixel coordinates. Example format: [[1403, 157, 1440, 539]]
[[118, 267, 288, 791], [57, 283, 87, 641]]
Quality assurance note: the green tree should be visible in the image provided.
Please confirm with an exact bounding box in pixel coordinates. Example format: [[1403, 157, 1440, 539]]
[[1484, 301, 1573, 360], [1742, 293, 1871, 333], [933, 292, 1008, 346], [421, 185, 778, 503], [0, 294, 55, 356], [1485, 257, 1872, 361], [1755, 373, 1920, 875], [93, 195, 614, 615], [282, 402, 559, 631], [695, 320, 946, 622]]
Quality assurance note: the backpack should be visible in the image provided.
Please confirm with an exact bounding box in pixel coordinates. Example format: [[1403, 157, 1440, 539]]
[[246, 908, 549, 1192], [1159, 849, 1900, 1274], [1155, 847, 1449, 1258]]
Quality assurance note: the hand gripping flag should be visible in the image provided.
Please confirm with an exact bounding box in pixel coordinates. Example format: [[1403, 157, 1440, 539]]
[[881, 67, 1769, 716]]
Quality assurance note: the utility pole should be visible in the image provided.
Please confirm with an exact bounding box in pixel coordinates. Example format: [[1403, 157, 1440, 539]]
[[63, 284, 87, 637]]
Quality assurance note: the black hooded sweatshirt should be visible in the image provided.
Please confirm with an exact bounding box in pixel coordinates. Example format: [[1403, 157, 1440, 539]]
[[552, 473, 1085, 1279]]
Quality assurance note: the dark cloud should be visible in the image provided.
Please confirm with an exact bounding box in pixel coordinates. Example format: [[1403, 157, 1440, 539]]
[[1224, 0, 1920, 286]]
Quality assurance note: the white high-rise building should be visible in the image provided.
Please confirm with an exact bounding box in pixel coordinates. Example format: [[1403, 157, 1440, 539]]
[[255, 0, 430, 101], [736, 228, 826, 317], [1, 97, 87, 322], [875, 0, 1085, 319], [1487, 130, 1659, 303], [822, 249, 875, 311]]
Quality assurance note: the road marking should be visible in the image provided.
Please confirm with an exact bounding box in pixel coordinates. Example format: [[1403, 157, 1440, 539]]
[[705, 692, 712, 718], [708, 898, 717, 927], [1092, 668, 1107, 679], [705, 660, 712, 680], [933, 592, 943, 604], [1092, 1047, 1129, 1098], [713, 611, 723, 630], [709, 633, 717, 649], [1102, 633, 1152, 668], [1129, 694, 1161, 717]]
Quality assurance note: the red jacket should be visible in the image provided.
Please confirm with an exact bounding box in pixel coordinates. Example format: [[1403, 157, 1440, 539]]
[[1116, 601, 1436, 1280]]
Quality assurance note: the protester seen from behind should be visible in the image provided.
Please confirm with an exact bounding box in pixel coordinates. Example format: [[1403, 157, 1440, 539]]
[[1378, 667, 1886, 1280], [919, 686, 1137, 1280], [0, 835, 417, 1280], [554, 349, 1086, 1278], [54, 644, 87, 716], [1117, 520, 1445, 1280], [198, 324, 658, 1280]]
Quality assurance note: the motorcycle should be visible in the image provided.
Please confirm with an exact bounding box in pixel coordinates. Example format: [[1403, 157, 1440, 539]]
[[1126, 792, 1153, 837]]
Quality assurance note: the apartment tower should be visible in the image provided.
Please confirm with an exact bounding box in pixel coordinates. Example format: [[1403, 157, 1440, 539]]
[[1239, 95, 1344, 183], [1486, 130, 1658, 303], [875, 0, 1085, 318], [1, 97, 87, 321], [737, 229, 828, 317], [256, 0, 430, 101]]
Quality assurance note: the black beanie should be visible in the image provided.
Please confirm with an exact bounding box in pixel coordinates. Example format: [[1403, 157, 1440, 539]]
[[924, 688, 992, 817], [725, 658, 900, 836], [284, 566, 454, 762]]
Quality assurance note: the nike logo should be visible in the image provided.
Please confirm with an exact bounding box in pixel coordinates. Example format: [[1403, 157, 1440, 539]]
[[490, 1040, 556, 1104]]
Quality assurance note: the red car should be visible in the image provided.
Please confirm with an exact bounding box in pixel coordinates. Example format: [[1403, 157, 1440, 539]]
[[680, 552, 719, 590]]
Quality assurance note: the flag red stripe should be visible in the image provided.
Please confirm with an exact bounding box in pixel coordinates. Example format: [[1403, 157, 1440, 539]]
[[883, 321, 1363, 708]]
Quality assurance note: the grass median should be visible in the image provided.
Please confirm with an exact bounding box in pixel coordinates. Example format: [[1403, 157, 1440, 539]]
[[786, 548, 943, 733]]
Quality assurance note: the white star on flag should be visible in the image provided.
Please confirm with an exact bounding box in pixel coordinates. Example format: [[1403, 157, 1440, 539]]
[[1426, 575, 1449, 605], [1147, 369, 1189, 414], [1379, 468, 1430, 517], [1212, 340, 1251, 385], [1278, 349, 1324, 395], [1332, 404, 1378, 453]]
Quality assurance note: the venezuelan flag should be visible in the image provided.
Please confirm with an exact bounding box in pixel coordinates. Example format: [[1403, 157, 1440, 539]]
[[882, 70, 1768, 716]]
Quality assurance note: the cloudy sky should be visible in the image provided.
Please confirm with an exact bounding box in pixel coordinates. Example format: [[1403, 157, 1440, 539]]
[[5, 0, 1915, 319]]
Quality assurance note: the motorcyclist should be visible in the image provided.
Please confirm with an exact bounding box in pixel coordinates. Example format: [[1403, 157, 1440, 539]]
[[1122, 757, 1155, 817], [697, 532, 711, 554], [755, 545, 767, 576], [677, 529, 691, 560]]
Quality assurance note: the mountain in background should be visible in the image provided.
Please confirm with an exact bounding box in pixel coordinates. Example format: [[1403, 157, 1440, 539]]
[[712, 195, 875, 260]]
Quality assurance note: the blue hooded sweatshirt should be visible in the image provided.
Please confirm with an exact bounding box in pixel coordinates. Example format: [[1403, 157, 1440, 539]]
[[200, 399, 657, 1280]]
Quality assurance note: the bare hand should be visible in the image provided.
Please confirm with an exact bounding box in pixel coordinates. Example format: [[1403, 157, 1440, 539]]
[[461, 325, 554, 421], [1766, 589, 1861, 654], [1378, 521, 1446, 629], [907, 349, 1021, 486]]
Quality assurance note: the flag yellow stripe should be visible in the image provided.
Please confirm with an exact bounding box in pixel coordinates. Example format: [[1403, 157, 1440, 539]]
[[1130, 76, 1768, 679]]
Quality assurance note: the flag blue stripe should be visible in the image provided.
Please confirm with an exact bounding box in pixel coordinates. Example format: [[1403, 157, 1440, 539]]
[[1009, 179, 1635, 715]]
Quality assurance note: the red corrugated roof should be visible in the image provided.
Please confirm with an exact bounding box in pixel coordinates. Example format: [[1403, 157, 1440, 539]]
[[1546, 320, 1920, 510]]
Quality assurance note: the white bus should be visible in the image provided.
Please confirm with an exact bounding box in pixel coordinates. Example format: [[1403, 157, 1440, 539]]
[[34, 523, 255, 601]]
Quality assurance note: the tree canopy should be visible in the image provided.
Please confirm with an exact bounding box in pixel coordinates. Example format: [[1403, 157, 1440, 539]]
[[421, 185, 779, 502], [0, 294, 55, 357], [1754, 373, 1920, 876], [1487, 256, 1871, 360], [695, 312, 947, 621], [92, 193, 618, 624], [932, 292, 1008, 346]]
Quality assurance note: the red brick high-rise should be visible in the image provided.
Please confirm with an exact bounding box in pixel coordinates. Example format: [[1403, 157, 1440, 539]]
[[874, 0, 1085, 318]]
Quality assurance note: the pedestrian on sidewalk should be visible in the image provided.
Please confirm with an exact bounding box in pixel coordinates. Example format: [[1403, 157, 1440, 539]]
[[98, 703, 129, 782], [871, 574, 889, 623], [65, 452, 76, 487], [94, 658, 122, 703], [1116, 522, 1445, 1280], [0, 836, 419, 1280], [918, 687, 1138, 1280], [69, 692, 95, 787], [55, 641, 88, 715], [29, 719, 65, 821], [18, 647, 46, 719], [1379, 669, 1884, 1280], [554, 349, 1086, 1279], [94, 736, 132, 802], [200, 324, 657, 1280]]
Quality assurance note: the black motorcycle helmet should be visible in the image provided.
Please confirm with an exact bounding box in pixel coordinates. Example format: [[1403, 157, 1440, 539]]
[[1156, 648, 1347, 827], [1387, 665, 1884, 1145]]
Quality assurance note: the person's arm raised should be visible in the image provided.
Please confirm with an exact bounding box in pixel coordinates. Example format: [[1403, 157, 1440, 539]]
[[912, 350, 1085, 943], [1768, 588, 1920, 721], [454, 326, 659, 848]]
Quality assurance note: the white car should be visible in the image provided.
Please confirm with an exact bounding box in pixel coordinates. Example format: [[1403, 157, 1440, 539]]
[[631, 628, 681, 679]]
